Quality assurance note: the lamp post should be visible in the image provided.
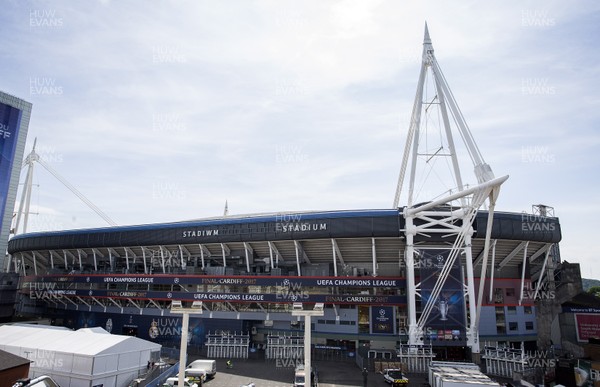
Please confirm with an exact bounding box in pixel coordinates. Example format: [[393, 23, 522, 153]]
[[170, 300, 203, 387], [291, 302, 324, 386]]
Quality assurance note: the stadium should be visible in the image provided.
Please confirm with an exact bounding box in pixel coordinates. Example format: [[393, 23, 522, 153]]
[[5, 26, 565, 374]]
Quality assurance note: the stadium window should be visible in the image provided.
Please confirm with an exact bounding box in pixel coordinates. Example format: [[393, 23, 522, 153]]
[[506, 288, 515, 297], [524, 306, 533, 314], [525, 321, 534, 330], [509, 322, 518, 331], [507, 306, 517, 315]]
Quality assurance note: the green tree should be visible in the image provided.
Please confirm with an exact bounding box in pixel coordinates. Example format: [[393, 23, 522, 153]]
[[588, 286, 600, 298]]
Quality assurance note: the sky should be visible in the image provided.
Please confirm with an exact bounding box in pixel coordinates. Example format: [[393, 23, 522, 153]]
[[1, 1, 599, 279]]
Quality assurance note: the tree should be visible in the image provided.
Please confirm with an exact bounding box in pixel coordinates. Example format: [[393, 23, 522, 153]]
[[587, 286, 600, 298]]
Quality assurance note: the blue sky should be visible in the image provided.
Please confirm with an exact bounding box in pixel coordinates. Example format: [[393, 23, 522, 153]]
[[1, 1, 599, 279]]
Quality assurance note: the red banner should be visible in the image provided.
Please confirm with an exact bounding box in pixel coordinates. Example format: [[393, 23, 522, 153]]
[[575, 314, 600, 342]]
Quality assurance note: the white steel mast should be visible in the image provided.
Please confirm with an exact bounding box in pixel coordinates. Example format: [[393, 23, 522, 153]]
[[395, 24, 508, 360], [12, 139, 117, 235]]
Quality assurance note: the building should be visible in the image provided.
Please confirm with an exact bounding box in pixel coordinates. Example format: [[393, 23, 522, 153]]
[[7, 208, 560, 362], [0, 324, 161, 387], [0, 348, 31, 385], [0, 92, 32, 269], [0, 92, 32, 322]]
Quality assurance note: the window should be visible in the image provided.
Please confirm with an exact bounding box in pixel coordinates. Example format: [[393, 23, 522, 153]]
[[507, 306, 517, 315], [524, 306, 533, 314], [506, 288, 516, 297], [495, 307, 506, 334], [509, 322, 518, 331], [494, 288, 504, 303], [525, 321, 534, 330]]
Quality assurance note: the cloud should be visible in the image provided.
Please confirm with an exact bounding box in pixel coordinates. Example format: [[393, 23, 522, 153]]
[[2, 0, 600, 278]]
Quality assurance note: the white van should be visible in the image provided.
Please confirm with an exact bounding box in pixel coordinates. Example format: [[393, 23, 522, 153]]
[[186, 359, 217, 379], [163, 377, 198, 387]]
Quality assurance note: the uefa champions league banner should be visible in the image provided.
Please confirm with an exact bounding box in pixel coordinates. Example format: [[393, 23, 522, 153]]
[[417, 249, 466, 342], [371, 306, 395, 334], [0, 102, 23, 230]]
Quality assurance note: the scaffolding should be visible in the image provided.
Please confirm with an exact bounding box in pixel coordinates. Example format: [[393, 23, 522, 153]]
[[205, 331, 249, 359]]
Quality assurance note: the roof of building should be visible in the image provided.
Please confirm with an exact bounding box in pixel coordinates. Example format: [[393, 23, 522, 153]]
[[562, 292, 600, 308], [0, 349, 30, 371], [7, 208, 561, 255], [0, 324, 160, 357]]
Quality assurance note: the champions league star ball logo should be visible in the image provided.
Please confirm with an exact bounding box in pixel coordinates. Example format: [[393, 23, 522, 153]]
[[149, 320, 159, 339]]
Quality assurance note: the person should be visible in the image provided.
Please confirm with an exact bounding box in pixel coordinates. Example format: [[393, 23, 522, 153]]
[[362, 367, 368, 387], [226, 359, 233, 369]]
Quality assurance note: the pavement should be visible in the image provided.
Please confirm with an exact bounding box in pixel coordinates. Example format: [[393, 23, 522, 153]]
[[195, 358, 429, 387]]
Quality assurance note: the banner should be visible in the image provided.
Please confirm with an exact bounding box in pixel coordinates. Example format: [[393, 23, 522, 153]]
[[62, 310, 245, 346], [28, 274, 405, 288], [418, 249, 466, 343], [0, 101, 23, 239], [24, 287, 407, 305], [371, 306, 395, 334], [575, 314, 600, 342]]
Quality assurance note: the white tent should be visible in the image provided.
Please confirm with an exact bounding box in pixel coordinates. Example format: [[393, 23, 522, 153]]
[[0, 324, 161, 387]]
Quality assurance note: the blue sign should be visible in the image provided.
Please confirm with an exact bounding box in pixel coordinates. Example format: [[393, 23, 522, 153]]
[[0, 102, 23, 230], [371, 306, 395, 334]]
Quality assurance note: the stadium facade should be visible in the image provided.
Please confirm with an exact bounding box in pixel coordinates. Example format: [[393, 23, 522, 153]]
[[8, 208, 560, 361]]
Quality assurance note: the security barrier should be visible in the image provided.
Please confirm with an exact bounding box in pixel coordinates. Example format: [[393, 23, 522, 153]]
[[205, 331, 250, 359]]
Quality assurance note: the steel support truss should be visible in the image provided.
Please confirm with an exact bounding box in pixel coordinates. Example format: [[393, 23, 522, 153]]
[[396, 24, 509, 357], [404, 177, 506, 353]]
